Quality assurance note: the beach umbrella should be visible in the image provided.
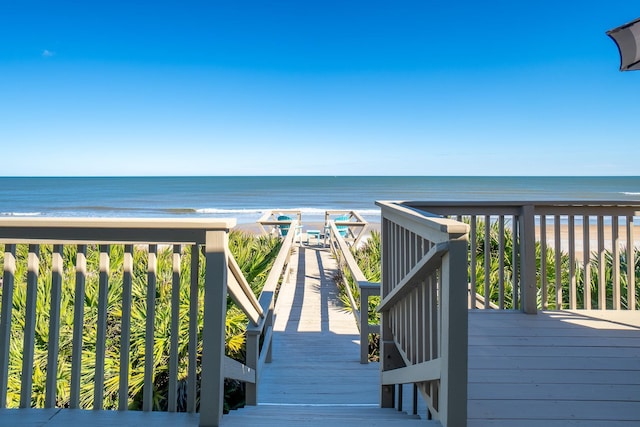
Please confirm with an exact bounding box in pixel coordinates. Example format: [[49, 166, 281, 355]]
[[606, 17, 640, 71]]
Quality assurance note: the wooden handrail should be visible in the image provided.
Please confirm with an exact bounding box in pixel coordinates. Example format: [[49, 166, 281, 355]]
[[244, 220, 298, 405], [0, 217, 251, 427], [326, 219, 380, 364], [377, 201, 469, 427], [394, 201, 640, 312]]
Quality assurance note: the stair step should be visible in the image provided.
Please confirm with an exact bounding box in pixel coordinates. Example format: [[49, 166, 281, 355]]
[[221, 405, 441, 426]]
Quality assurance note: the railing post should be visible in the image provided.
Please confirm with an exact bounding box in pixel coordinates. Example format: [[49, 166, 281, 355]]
[[200, 230, 229, 427], [379, 217, 399, 408], [265, 307, 274, 363], [439, 238, 468, 427], [380, 216, 394, 407], [519, 205, 538, 314], [359, 287, 369, 364], [245, 329, 260, 406]]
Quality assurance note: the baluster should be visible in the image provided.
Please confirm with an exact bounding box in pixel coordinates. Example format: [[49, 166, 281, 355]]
[[498, 216, 505, 309], [430, 272, 438, 360], [416, 283, 424, 364], [569, 216, 576, 309], [20, 244, 40, 408], [554, 215, 562, 309], [540, 216, 548, 309], [469, 216, 477, 307], [484, 216, 491, 309], [597, 216, 606, 309], [119, 244, 133, 410], [0, 244, 16, 408], [45, 244, 63, 408], [187, 244, 199, 413], [512, 216, 520, 309], [612, 217, 621, 309], [70, 245, 86, 408], [583, 215, 592, 309], [94, 244, 110, 410], [627, 216, 636, 310], [169, 244, 181, 412], [143, 245, 157, 412]]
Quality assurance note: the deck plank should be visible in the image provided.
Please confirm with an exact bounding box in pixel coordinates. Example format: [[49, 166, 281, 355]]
[[257, 246, 381, 406], [467, 310, 640, 424]]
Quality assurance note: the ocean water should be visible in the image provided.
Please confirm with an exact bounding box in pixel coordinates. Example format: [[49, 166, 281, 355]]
[[1, 176, 639, 224]]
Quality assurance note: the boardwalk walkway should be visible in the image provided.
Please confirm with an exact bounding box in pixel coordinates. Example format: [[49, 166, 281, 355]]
[[222, 244, 430, 426]]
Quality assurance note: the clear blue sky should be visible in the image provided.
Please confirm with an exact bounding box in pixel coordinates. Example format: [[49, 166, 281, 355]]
[[1, 1, 639, 176]]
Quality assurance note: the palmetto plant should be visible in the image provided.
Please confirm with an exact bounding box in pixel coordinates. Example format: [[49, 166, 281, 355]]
[[0, 230, 281, 411], [338, 221, 639, 312]]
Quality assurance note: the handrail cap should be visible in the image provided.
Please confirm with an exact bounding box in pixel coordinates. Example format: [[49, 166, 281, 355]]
[[0, 217, 237, 230]]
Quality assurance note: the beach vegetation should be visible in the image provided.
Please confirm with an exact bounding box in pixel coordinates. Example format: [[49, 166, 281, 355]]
[[335, 231, 381, 361], [471, 219, 639, 310], [337, 221, 639, 328], [0, 230, 281, 412]]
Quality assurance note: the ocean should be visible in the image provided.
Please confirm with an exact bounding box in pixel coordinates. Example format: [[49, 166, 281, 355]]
[[1, 176, 639, 224]]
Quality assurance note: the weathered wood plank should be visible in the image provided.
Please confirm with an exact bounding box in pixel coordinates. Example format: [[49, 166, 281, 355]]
[[468, 383, 640, 401], [468, 310, 640, 425], [468, 400, 640, 421]]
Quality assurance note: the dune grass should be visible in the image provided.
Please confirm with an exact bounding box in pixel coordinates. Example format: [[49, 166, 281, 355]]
[[0, 230, 281, 411]]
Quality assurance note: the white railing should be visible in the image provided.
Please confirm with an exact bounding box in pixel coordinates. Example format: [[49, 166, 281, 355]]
[[324, 210, 370, 247], [325, 219, 379, 364], [402, 201, 640, 313], [0, 217, 294, 427], [377, 201, 469, 427], [244, 221, 298, 405]]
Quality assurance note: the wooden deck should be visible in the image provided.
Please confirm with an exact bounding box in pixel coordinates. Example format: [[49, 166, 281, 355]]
[[0, 241, 638, 426], [468, 309, 640, 427]]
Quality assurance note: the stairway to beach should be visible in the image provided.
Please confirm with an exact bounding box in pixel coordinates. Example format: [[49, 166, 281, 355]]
[[221, 244, 437, 426]]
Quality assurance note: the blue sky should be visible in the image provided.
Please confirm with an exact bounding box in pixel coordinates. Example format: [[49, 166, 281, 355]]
[[1, 1, 639, 176]]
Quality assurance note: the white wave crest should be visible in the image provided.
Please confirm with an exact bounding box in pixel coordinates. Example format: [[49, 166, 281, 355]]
[[1, 212, 42, 217]]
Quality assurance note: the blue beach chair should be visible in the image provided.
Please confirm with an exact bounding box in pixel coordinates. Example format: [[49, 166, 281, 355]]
[[277, 215, 302, 243], [335, 215, 350, 237], [277, 215, 293, 236]]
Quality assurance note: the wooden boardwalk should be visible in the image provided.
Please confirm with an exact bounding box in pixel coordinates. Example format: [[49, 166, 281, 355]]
[[222, 244, 430, 426]]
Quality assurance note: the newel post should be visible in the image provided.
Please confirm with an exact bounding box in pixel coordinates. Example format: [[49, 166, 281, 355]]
[[200, 230, 229, 427], [245, 327, 260, 405], [519, 205, 538, 314], [359, 287, 369, 364], [439, 237, 468, 427]]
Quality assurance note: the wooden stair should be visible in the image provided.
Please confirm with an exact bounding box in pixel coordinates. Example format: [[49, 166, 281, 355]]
[[222, 405, 439, 426]]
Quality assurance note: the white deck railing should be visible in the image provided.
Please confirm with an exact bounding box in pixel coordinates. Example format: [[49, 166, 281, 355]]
[[401, 201, 640, 313], [325, 217, 379, 364], [377, 201, 469, 427], [0, 217, 295, 427]]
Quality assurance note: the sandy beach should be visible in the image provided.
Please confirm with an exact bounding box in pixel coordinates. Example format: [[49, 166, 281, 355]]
[[536, 223, 640, 261]]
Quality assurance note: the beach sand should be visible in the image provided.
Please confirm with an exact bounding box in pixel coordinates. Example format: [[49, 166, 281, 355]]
[[235, 221, 638, 261], [235, 221, 381, 246], [536, 223, 640, 261]]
